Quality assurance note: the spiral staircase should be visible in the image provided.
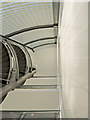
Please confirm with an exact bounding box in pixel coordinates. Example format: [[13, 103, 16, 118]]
[[0, 42, 10, 87], [0, 38, 36, 104]]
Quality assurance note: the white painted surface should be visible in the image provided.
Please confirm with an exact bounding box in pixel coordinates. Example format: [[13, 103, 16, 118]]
[[27, 45, 57, 77], [1, 89, 59, 111], [59, 2, 88, 118]]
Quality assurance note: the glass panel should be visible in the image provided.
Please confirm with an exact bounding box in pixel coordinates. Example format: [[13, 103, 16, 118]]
[[11, 28, 55, 44], [1, 2, 54, 35]]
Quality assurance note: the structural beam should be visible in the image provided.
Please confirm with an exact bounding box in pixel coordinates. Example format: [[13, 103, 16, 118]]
[[52, 2, 60, 40], [24, 36, 57, 45], [5, 23, 58, 37], [0, 70, 36, 99]]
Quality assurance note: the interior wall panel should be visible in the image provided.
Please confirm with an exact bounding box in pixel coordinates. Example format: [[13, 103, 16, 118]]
[[27, 45, 57, 77], [59, 2, 88, 118]]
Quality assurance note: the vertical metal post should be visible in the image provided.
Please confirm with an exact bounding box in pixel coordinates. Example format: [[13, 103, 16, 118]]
[[56, 1, 61, 118], [58, 1, 66, 119], [56, 1, 65, 119]]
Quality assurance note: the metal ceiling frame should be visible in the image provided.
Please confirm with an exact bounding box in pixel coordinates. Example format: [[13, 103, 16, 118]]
[[2, 3, 59, 51], [24, 36, 57, 45], [52, 2, 60, 38], [0, 34, 57, 52], [5, 23, 58, 37], [52, 2, 60, 25]]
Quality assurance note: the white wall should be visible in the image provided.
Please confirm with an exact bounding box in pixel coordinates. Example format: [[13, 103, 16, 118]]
[[2, 89, 59, 111], [27, 45, 57, 77], [59, 2, 88, 118]]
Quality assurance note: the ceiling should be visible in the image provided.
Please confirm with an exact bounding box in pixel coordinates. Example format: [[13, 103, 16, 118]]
[[0, 1, 59, 50]]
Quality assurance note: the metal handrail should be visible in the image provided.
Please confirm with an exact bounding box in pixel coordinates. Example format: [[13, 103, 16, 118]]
[[0, 35, 34, 52]]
